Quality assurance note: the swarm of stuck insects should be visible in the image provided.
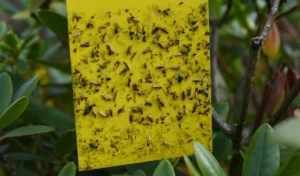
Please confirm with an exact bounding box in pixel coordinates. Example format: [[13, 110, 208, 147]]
[[70, 3, 212, 166]]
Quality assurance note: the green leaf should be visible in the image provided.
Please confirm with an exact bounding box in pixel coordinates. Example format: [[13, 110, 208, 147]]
[[193, 142, 225, 176], [243, 124, 279, 176], [37, 10, 68, 41], [54, 130, 76, 157], [293, 96, 300, 107], [58, 162, 76, 176], [153, 160, 175, 176], [213, 133, 232, 161], [280, 148, 294, 164], [0, 21, 7, 37], [132, 170, 146, 176], [5, 153, 51, 162], [48, 67, 72, 84], [16, 60, 29, 73], [4, 125, 55, 138], [26, 39, 43, 60], [276, 150, 300, 176], [22, 102, 74, 129], [41, 42, 61, 60], [273, 118, 300, 148], [0, 97, 28, 130], [0, 43, 11, 54], [20, 31, 40, 51], [27, 0, 44, 11], [212, 102, 229, 120], [12, 10, 31, 21], [3, 31, 19, 49], [183, 154, 201, 176], [49, 2, 66, 16], [0, 72, 12, 116], [12, 75, 39, 102]]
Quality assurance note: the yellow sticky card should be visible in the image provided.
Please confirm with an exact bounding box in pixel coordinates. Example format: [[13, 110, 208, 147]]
[[67, 0, 211, 171]]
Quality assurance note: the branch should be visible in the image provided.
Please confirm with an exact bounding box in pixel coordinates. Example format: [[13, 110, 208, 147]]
[[269, 78, 300, 125], [218, 0, 233, 27], [210, 22, 220, 102], [260, 0, 280, 40], [210, 0, 233, 102], [212, 108, 234, 138], [276, 4, 300, 20], [233, 0, 281, 149]]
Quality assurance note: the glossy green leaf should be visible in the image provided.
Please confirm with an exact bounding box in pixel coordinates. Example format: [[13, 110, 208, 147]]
[[193, 142, 225, 176], [0, 97, 28, 130], [4, 125, 55, 138], [276, 150, 300, 176], [293, 96, 300, 107], [58, 162, 76, 176], [212, 102, 229, 120], [273, 118, 300, 148], [183, 154, 201, 176], [5, 153, 51, 162], [153, 160, 175, 176], [12, 75, 39, 102], [27, 0, 44, 11], [0, 72, 12, 116], [54, 130, 76, 157], [22, 102, 74, 129], [37, 10, 68, 41], [243, 124, 279, 176], [132, 170, 146, 176], [3, 31, 19, 49], [0, 21, 7, 37]]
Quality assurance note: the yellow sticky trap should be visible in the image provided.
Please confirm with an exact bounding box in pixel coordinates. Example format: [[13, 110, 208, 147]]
[[67, 0, 211, 171]]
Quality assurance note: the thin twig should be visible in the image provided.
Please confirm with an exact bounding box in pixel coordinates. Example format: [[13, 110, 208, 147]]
[[210, 21, 220, 102], [218, 0, 233, 27], [233, 0, 281, 149], [276, 4, 300, 20], [269, 78, 300, 125], [210, 0, 233, 102], [260, 0, 280, 40], [212, 109, 235, 138]]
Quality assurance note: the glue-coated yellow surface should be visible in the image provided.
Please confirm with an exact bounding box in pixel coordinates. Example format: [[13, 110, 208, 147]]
[[67, 0, 211, 171]]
